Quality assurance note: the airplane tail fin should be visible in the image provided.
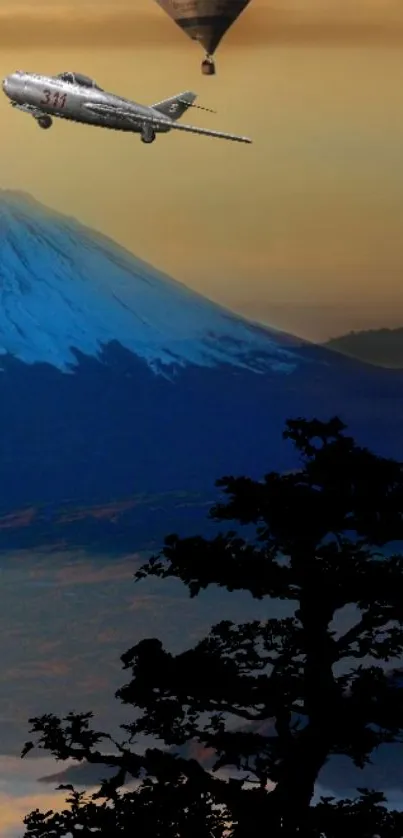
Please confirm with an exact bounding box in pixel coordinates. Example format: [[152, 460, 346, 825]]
[[151, 91, 197, 121]]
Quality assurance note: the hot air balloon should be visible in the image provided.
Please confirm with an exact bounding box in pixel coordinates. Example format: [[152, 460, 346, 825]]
[[154, 0, 251, 75]]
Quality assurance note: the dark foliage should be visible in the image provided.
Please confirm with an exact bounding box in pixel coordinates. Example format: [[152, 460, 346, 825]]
[[21, 418, 403, 836]]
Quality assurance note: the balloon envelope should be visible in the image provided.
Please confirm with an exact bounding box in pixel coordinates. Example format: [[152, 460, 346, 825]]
[[154, 0, 251, 56]]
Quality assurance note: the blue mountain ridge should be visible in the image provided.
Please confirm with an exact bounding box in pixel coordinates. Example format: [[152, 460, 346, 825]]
[[0, 189, 402, 552]]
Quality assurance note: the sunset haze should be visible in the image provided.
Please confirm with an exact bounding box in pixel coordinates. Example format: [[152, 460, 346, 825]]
[[0, 2, 402, 339]]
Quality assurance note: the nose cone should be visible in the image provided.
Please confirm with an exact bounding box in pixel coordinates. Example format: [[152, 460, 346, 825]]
[[2, 75, 14, 98], [2, 73, 19, 99]]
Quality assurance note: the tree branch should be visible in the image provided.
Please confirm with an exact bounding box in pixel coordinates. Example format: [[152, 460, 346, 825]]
[[336, 609, 390, 657]]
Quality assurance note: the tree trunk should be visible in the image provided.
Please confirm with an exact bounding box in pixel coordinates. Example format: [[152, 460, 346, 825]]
[[267, 596, 337, 835], [267, 725, 330, 835]]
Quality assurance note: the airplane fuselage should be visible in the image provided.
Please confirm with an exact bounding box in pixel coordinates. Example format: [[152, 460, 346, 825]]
[[2, 71, 171, 134]]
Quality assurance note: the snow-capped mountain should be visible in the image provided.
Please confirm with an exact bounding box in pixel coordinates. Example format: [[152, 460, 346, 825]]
[[0, 189, 401, 551], [0, 189, 301, 375]]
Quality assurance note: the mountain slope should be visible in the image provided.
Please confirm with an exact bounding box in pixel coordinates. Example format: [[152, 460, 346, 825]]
[[0, 190, 401, 550], [0, 189, 302, 375], [325, 327, 403, 369]]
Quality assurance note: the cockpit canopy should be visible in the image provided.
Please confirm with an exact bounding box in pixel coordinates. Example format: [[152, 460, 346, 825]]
[[56, 72, 103, 90]]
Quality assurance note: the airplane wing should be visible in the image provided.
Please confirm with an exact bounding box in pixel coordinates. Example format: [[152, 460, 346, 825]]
[[83, 102, 252, 144]]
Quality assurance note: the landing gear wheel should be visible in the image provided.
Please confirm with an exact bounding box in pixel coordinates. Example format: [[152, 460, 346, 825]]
[[141, 124, 156, 144], [201, 56, 215, 75], [37, 115, 52, 129]]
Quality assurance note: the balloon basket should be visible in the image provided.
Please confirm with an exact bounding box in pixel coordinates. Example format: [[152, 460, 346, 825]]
[[201, 59, 216, 76]]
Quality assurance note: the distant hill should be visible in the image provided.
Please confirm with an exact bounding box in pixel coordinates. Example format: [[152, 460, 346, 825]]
[[324, 327, 403, 368]]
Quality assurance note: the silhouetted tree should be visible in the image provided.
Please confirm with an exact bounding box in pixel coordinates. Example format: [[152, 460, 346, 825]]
[[311, 789, 403, 836], [21, 418, 403, 837]]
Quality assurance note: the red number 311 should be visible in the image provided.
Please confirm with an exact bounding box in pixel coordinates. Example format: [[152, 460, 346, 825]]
[[39, 89, 67, 109]]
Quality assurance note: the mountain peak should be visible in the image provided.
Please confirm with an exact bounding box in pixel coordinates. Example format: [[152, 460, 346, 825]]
[[0, 191, 302, 375]]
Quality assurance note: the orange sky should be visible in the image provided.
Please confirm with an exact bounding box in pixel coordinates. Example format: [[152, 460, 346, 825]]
[[0, 1, 402, 339]]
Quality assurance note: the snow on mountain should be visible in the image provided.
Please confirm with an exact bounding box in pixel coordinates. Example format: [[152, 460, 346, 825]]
[[0, 189, 401, 550], [0, 190, 302, 374]]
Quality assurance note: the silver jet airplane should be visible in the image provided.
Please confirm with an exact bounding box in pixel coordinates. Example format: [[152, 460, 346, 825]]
[[2, 70, 252, 145]]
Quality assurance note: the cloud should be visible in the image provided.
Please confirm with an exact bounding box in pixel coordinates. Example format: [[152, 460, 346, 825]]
[[39, 758, 119, 787], [0, 755, 75, 838], [1, 5, 403, 49]]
